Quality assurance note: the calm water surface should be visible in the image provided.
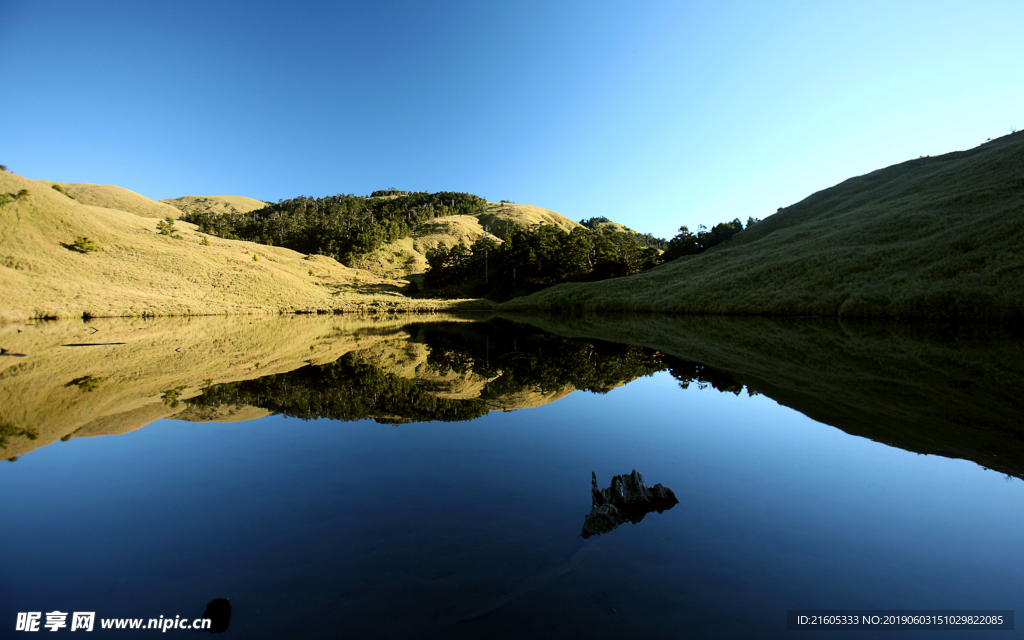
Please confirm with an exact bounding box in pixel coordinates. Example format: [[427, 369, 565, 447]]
[[1, 317, 1021, 638]]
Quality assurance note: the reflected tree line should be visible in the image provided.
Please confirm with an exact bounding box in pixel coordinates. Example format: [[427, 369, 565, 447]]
[[186, 321, 752, 425]]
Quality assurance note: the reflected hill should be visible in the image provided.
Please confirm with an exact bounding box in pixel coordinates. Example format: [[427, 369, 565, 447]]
[[0, 316, 668, 458], [514, 314, 1024, 480], [184, 320, 669, 425], [0, 315, 474, 459], [3, 315, 1023, 483]]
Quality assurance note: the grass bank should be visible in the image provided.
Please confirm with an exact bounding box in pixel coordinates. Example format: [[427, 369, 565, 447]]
[[500, 132, 1024, 320]]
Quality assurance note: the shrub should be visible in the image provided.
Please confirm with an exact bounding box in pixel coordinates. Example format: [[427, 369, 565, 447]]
[[66, 375, 103, 392], [161, 385, 186, 408], [0, 164, 7, 172], [200, 236, 211, 246], [156, 216, 182, 239], [51, 184, 75, 199], [252, 253, 259, 262], [15, 189, 29, 199], [70, 236, 98, 253]]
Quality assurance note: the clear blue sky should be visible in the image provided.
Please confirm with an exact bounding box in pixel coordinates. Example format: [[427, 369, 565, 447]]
[[2, 0, 1021, 238]]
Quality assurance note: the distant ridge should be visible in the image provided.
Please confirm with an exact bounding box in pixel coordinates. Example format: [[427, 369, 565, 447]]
[[352, 201, 581, 278], [162, 194, 267, 216], [502, 132, 1024, 321]]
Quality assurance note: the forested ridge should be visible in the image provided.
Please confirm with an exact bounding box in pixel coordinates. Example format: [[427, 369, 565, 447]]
[[421, 224, 662, 300], [176, 182, 757, 302], [421, 216, 760, 301], [180, 191, 486, 264]]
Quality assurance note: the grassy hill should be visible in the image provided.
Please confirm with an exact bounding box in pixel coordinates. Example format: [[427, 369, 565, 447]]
[[161, 194, 268, 216], [0, 171, 476, 321], [55, 182, 184, 219], [502, 132, 1024, 320], [352, 201, 580, 278]]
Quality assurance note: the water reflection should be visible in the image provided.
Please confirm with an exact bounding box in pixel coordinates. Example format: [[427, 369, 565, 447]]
[[1, 314, 1022, 482], [3, 314, 1023, 638], [185, 320, 695, 424]]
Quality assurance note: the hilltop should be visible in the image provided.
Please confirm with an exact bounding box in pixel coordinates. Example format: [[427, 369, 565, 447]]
[[352, 201, 580, 278], [161, 194, 268, 217], [0, 171, 475, 322], [56, 182, 183, 219], [502, 132, 1024, 321]]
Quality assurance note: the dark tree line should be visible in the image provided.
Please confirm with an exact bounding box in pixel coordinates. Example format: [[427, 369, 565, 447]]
[[419, 213, 761, 300], [661, 217, 760, 261], [579, 216, 668, 250], [420, 224, 661, 300], [186, 320, 755, 426], [189, 350, 492, 425], [414, 321, 667, 395], [180, 191, 485, 264]]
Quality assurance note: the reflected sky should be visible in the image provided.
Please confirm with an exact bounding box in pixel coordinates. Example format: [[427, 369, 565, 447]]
[[2, 369, 1021, 638]]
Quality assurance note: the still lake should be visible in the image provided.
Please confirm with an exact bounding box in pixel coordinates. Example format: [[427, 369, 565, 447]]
[[1, 315, 1022, 638]]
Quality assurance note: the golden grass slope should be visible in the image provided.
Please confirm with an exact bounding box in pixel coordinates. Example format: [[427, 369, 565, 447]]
[[0, 171, 478, 321], [55, 182, 185, 219], [502, 132, 1024, 320], [0, 315, 463, 459], [351, 215, 502, 278], [477, 201, 579, 236], [161, 194, 268, 216], [354, 202, 580, 278], [589, 219, 636, 234]]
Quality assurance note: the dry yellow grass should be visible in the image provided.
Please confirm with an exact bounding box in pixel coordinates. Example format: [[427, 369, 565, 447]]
[[354, 202, 580, 278], [54, 182, 185, 219], [0, 171, 483, 321], [589, 219, 635, 234], [351, 215, 502, 277], [161, 194, 268, 216], [477, 201, 579, 236]]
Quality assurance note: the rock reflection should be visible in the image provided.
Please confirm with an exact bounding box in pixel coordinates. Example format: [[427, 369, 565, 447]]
[[582, 471, 679, 538]]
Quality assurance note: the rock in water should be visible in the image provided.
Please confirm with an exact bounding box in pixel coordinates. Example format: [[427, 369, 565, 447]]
[[202, 598, 231, 633], [582, 470, 679, 538]]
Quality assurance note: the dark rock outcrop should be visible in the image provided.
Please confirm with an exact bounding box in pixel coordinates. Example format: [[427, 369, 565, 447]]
[[202, 598, 231, 633], [581, 470, 679, 538]]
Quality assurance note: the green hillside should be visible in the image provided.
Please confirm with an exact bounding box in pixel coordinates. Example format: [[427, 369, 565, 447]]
[[501, 132, 1024, 320]]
